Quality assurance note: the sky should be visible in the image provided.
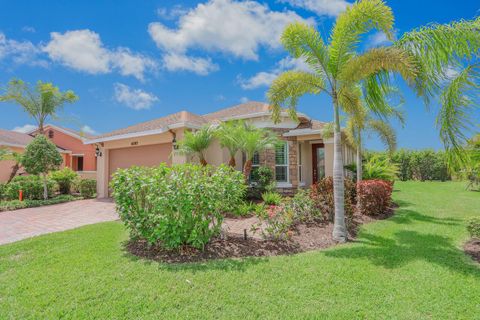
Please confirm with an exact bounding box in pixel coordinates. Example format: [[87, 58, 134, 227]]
[[0, 0, 478, 150]]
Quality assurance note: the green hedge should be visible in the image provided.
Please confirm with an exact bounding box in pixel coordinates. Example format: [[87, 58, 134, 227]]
[[4, 176, 57, 200], [365, 149, 450, 181], [79, 179, 96, 198], [111, 163, 246, 249], [0, 195, 83, 212]]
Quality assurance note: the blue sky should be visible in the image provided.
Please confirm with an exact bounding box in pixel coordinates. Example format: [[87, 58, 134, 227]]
[[0, 0, 478, 150]]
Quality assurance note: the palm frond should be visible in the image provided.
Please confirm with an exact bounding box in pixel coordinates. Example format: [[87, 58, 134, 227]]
[[328, 0, 394, 77], [177, 125, 216, 161], [267, 71, 326, 123], [368, 119, 397, 153], [281, 22, 330, 82]]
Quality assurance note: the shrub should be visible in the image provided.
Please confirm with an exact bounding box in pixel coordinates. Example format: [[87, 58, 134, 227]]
[[0, 195, 82, 212], [50, 168, 79, 194], [232, 201, 257, 217], [363, 156, 399, 181], [356, 179, 393, 216], [261, 191, 282, 205], [4, 175, 57, 200], [111, 164, 246, 249], [310, 177, 356, 222], [253, 204, 295, 240], [248, 166, 275, 199], [79, 179, 96, 198], [467, 217, 480, 238], [286, 189, 320, 223], [392, 149, 412, 181], [0, 183, 5, 200]]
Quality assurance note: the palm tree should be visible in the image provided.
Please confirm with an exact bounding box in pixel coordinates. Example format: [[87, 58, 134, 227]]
[[267, 0, 417, 242], [238, 125, 278, 178], [396, 17, 479, 169], [0, 79, 78, 133], [177, 125, 216, 166], [215, 120, 244, 167], [345, 102, 401, 182]]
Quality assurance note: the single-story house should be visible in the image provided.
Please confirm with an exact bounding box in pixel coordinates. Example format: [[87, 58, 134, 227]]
[[0, 125, 97, 182], [85, 101, 355, 198]]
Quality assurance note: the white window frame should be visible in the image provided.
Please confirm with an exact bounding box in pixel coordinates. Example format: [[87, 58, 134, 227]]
[[298, 142, 304, 185], [275, 141, 289, 183]]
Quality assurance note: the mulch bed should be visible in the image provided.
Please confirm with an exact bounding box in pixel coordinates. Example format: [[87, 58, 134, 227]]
[[464, 239, 480, 263], [126, 208, 395, 264]]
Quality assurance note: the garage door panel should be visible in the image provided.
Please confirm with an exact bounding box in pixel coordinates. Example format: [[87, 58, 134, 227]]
[[108, 143, 171, 178]]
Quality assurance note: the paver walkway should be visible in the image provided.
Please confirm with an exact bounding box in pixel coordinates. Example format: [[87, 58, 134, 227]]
[[0, 199, 117, 245]]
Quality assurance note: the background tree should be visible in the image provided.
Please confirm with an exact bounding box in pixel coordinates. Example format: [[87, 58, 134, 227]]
[[215, 120, 244, 167], [21, 135, 63, 199], [396, 17, 480, 168], [0, 79, 78, 133], [238, 125, 278, 178], [177, 126, 216, 166], [267, 0, 416, 242]]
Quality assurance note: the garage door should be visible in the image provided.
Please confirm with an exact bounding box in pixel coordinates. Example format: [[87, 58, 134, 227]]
[[108, 143, 172, 179]]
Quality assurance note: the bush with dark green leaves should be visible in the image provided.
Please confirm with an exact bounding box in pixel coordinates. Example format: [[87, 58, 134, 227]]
[[50, 168, 79, 194], [0, 183, 5, 200], [248, 166, 275, 199], [79, 179, 96, 198], [4, 175, 57, 200], [111, 164, 246, 250]]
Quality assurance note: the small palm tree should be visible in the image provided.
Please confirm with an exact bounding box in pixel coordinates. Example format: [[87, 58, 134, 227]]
[[215, 120, 244, 167], [177, 126, 216, 166], [238, 125, 278, 178], [268, 0, 416, 242], [0, 79, 78, 133]]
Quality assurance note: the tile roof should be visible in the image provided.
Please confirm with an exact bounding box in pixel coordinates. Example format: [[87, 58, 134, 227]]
[[0, 129, 34, 147], [203, 101, 272, 120]]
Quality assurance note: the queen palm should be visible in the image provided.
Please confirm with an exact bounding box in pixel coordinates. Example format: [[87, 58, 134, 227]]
[[0, 79, 78, 133], [267, 0, 416, 242], [396, 17, 480, 169], [215, 120, 244, 167], [177, 125, 216, 166], [238, 125, 278, 178]]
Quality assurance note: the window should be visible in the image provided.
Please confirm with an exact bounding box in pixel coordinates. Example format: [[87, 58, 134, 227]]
[[275, 142, 288, 182], [298, 142, 303, 182], [48, 130, 54, 139], [249, 151, 260, 182]]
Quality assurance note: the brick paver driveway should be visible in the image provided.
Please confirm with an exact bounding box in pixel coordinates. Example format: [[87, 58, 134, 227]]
[[0, 199, 117, 245]]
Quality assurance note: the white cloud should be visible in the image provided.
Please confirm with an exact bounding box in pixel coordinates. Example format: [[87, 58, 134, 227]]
[[239, 56, 310, 89], [162, 52, 218, 75], [12, 124, 37, 133], [80, 125, 97, 135], [281, 0, 350, 17], [148, 0, 313, 74], [367, 31, 395, 48], [114, 83, 159, 110], [43, 29, 156, 80], [239, 97, 249, 103], [0, 32, 47, 67], [157, 5, 188, 20]]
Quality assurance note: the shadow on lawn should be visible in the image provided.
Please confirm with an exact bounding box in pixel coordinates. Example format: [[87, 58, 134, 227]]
[[389, 208, 462, 226], [325, 228, 479, 277]]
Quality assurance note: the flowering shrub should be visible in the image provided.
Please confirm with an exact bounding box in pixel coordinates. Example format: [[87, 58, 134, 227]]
[[111, 164, 246, 250], [253, 204, 295, 240], [356, 179, 393, 216], [310, 177, 356, 222], [287, 189, 320, 223], [467, 217, 480, 238]]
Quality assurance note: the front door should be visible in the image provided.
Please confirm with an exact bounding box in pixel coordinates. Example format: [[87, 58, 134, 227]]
[[312, 143, 325, 183]]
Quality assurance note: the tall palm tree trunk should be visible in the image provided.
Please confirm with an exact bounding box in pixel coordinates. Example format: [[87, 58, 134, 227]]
[[332, 102, 347, 242], [228, 156, 236, 167], [243, 159, 252, 178], [356, 133, 362, 182]]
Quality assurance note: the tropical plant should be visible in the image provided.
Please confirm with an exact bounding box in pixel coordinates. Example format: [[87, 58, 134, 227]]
[[396, 18, 480, 168], [50, 167, 79, 194], [362, 155, 399, 181], [215, 120, 244, 167], [261, 191, 283, 205], [177, 125, 216, 166], [0, 79, 78, 133], [21, 135, 63, 199], [238, 125, 278, 178], [268, 0, 416, 241]]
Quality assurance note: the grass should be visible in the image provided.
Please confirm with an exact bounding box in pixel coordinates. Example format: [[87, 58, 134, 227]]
[[0, 181, 479, 319]]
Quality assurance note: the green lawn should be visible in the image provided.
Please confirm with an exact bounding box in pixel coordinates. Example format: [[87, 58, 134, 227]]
[[0, 181, 479, 319]]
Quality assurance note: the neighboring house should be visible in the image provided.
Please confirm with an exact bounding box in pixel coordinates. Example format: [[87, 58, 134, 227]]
[[86, 101, 356, 198], [28, 125, 97, 179], [0, 129, 71, 182]]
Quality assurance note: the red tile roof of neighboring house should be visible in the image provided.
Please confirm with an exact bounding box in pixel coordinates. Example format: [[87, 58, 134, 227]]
[[0, 129, 34, 147]]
